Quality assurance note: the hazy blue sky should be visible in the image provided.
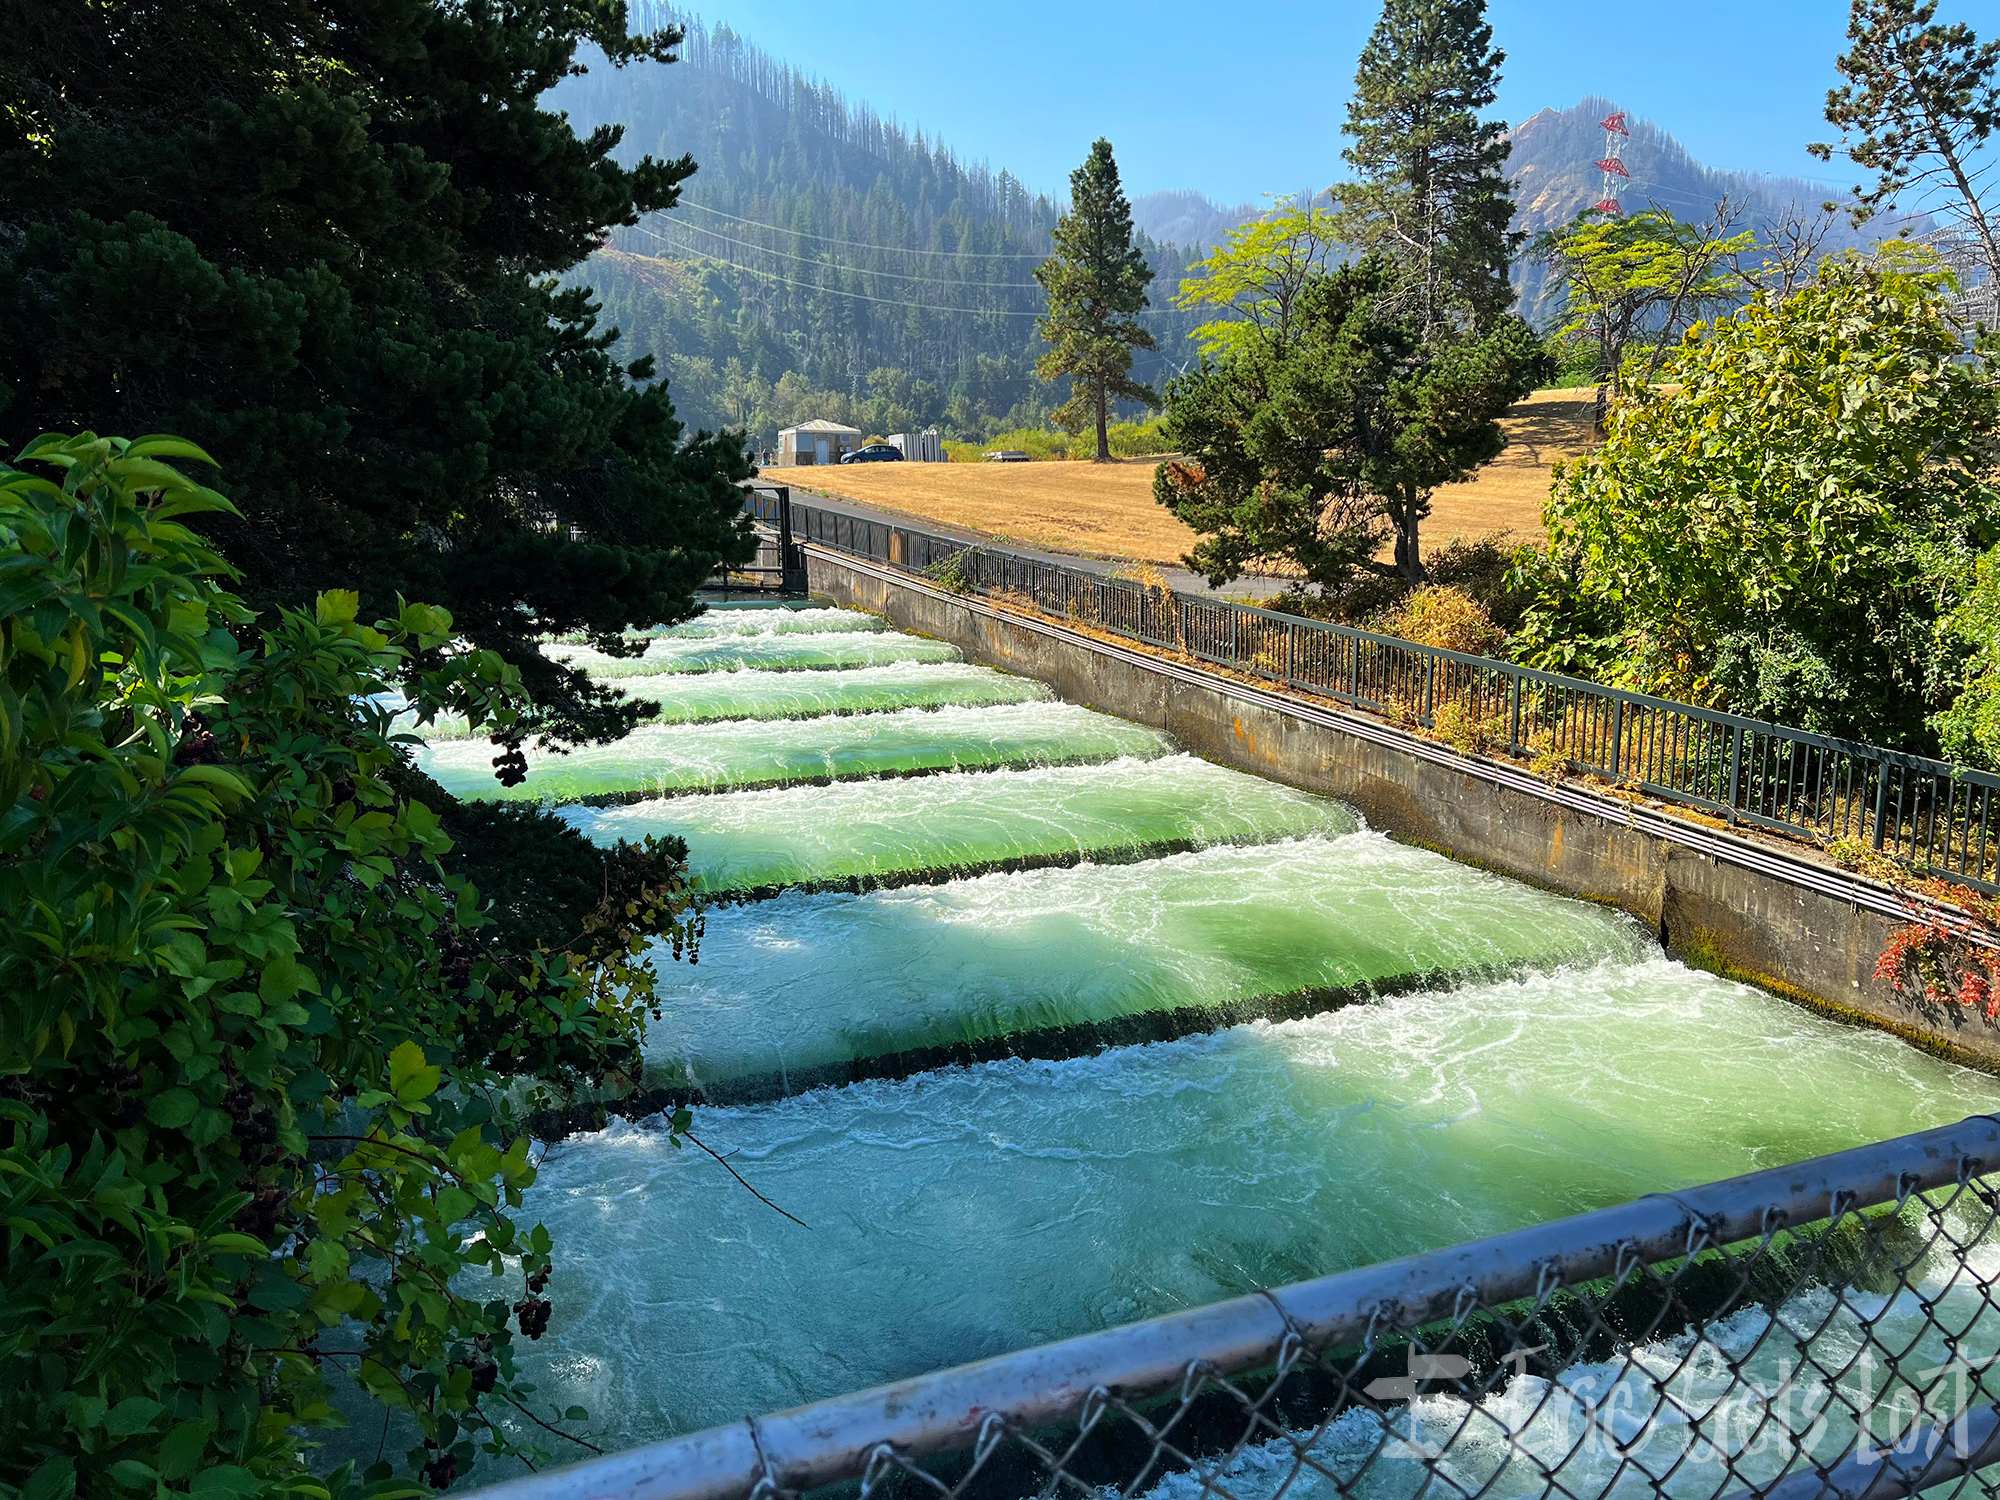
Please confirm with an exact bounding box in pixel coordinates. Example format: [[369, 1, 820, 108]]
[[673, 0, 1876, 204]]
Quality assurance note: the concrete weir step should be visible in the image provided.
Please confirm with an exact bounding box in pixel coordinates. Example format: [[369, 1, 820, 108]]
[[540, 962, 1534, 1126], [557, 753, 1360, 898], [414, 700, 1172, 805], [599, 832, 1651, 1108]]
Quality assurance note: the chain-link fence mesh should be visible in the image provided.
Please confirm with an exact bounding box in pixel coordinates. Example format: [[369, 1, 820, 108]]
[[471, 1118, 2000, 1500]]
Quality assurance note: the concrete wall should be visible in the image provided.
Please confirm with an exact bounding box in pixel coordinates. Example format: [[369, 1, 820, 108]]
[[810, 548, 2000, 1072]]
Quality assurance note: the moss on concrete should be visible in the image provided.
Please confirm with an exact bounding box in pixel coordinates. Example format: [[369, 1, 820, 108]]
[[1671, 924, 1998, 1075]]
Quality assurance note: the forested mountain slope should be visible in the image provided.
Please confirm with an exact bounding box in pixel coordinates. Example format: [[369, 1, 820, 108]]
[[550, 15, 1889, 443], [550, 9, 1207, 443], [1506, 98, 1881, 320]]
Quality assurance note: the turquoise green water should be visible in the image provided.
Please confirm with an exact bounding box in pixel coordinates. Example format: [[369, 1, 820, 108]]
[[618, 661, 1051, 723], [640, 833, 1651, 1091], [622, 606, 886, 639], [401, 662, 1052, 739], [559, 754, 1362, 893], [500, 958, 2000, 1456], [414, 701, 1172, 802], [394, 604, 2000, 1485], [546, 633, 959, 677]]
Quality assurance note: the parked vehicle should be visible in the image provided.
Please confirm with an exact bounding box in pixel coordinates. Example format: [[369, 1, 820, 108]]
[[840, 444, 905, 464]]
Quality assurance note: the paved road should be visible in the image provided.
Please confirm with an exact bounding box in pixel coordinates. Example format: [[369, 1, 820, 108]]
[[772, 483, 1296, 603]]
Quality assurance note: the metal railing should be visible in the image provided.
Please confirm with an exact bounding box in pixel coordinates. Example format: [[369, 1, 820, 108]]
[[709, 493, 808, 596], [471, 1116, 2000, 1500], [755, 487, 2000, 893]]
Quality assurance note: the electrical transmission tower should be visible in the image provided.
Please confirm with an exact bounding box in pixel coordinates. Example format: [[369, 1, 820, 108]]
[[1914, 223, 2000, 330], [1593, 110, 1630, 215]]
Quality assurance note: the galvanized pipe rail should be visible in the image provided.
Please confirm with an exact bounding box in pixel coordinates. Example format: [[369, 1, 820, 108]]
[[467, 1117, 2000, 1500], [759, 488, 2000, 895]]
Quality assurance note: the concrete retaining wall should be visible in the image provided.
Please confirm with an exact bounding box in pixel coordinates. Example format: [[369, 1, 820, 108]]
[[809, 548, 2000, 1072]]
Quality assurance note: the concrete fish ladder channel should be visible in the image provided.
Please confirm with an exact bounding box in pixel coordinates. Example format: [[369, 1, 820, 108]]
[[626, 833, 1658, 1102], [544, 631, 958, 676], [557, 753, 1363, 897], [401, 660, 1053, 738], [395, 604, 2000, 1475]]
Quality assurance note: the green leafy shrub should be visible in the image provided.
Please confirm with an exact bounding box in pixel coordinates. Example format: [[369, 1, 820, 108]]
[[1517, 251, 2000, 746], [1933, 547, 2000, 768], [921, 546, 981, 594], [0, 434, 698, 1496]]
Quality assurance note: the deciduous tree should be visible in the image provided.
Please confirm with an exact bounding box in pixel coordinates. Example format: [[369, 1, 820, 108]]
[[1172, 204, 1344, 359], [1532, 204, 1756, 432], [1035, 140, 1158, 462], [0, 434, 705, 1494], [1517, 253, 2000, 743]]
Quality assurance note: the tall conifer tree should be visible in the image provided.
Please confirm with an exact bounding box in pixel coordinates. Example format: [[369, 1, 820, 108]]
[[1809, 0, 2000, 293], [1036, 140, 1158, 462], [0, 0, 755, 744], [1332, 0, 1521, 335]]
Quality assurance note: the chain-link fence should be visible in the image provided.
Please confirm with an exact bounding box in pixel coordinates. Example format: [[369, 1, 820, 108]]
[[749, 486, 2000, 893], [470, 1116, 2000, 1500]]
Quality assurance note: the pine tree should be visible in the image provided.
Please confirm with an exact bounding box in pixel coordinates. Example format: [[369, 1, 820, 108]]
[[0, 0, 756, 744], [1332, 0, 1522, 336], [1809, 0, 2000, 294], [1035, 140, 1158, 462]]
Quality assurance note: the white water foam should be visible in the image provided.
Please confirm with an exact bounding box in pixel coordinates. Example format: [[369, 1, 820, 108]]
[[492, 959, 2000, 1457]]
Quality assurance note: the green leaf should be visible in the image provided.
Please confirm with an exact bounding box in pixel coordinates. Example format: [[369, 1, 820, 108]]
[[315, 589, 360, 626], [156, 1419, 217, 1480], [388, 1039, 440, 1102], [174, 763, 253, 799], [124, 435, 219, 465], [205, 1231, 271, 1256], [103, 1395, 164, 1437], [21, 1455, 76, 1500], [259, 953, 320, 1004], [106, 1460, 155, 1491], [147, 1089, 199, 1128], [190, 1465, 262, 1500]]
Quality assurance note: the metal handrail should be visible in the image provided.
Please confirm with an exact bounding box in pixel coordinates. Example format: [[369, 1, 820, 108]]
[[465, 1116, 2000, 1500], [763, 487, 2000, 891]]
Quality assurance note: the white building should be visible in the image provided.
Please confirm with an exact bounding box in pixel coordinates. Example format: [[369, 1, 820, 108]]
[[776, 420, 863, 466]]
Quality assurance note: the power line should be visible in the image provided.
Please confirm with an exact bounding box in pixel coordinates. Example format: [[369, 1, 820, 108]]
[[621, 223, 1047, 318], [678, 200, 1052, 260], [635, 215, 1044, 290]]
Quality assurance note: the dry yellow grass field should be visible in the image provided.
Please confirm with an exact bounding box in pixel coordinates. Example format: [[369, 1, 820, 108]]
[[792, 388, 1598, 569]]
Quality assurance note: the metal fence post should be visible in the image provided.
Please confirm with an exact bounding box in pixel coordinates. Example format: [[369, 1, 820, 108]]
[[1727, 724, 1743, 825], [1509, 675, 1522, 754], [1611, 698, 1625, 780], [1872, 759, 1891, 852], [1423, 656, 1435, 725]]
